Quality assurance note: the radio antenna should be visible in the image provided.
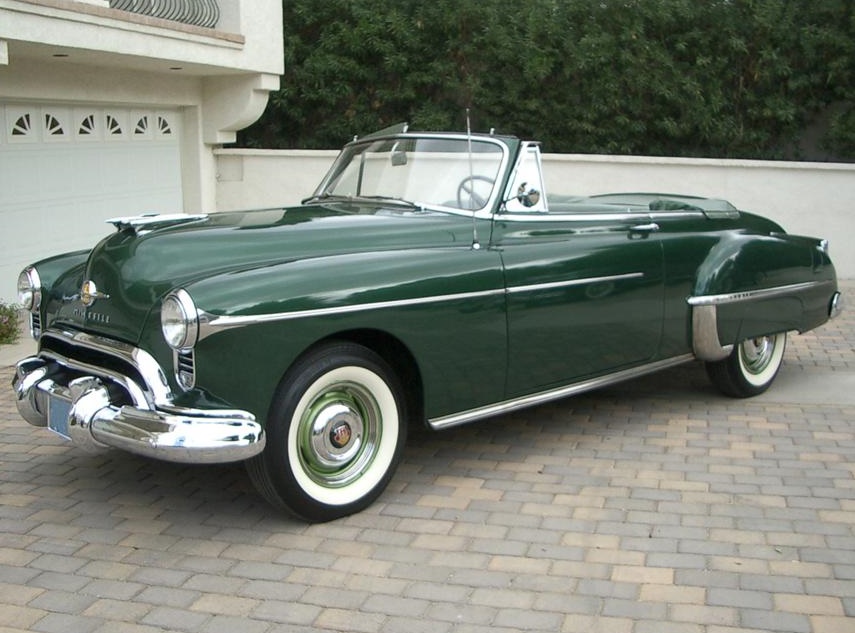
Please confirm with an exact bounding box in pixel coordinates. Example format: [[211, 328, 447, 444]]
[[466, 108, 480, 250]]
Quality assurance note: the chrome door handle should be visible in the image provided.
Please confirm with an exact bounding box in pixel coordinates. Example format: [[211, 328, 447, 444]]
[[630, 223, 660, 233]]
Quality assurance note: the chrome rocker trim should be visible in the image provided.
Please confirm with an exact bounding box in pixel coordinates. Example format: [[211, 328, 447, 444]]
[[197, 288, 506, 341], [12, 331, 263, 464], [428, 353, 695, 430]]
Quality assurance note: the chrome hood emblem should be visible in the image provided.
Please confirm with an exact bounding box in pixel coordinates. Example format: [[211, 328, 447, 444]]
[[107, 213, 208, 235], [80, 280, 110, 307]]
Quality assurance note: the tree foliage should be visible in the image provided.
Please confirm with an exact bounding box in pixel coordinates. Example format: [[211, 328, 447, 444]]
[[238, 0, 855, 160]]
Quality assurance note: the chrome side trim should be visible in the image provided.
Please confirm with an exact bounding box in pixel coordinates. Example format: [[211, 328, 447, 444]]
[[687, 280, 834, 307], [199, 274, 645, 340], [499, 211, 638, 222], [498, 211, 704, 222], [198, 288, 506, 340], [428, 354, 695, 430], [507, 272, 644, 295], [648, 211, 706, 220]]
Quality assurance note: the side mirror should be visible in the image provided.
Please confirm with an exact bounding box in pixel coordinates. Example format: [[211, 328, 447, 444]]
[[390, 141, 408, 166], [517, 182, 541, 208]]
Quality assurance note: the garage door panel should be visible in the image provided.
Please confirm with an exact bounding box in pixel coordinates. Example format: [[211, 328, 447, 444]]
[[0, 104, 182, 302]]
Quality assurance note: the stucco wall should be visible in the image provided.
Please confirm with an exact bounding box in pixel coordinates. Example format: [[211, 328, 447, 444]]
[[0, 0, 283, 75], [1, 0, 283, 212], [215, 149, 855, 279], [0, 1, 283, 301]]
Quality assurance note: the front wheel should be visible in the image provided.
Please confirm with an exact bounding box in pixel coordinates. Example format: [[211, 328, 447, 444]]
[[247, 342, 407, 522], [706, 332, 787, 398]]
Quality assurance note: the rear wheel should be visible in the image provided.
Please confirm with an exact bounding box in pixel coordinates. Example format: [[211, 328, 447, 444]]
[[706, 332, 787, 398], [247, 342, 406, 521]]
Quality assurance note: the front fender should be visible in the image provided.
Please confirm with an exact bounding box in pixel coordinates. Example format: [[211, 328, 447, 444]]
[[171, 247, 508, 423], [23, 250, 90, 337]]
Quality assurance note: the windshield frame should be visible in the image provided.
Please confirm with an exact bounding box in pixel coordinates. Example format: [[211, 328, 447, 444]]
[[310, 132, 513, 218]]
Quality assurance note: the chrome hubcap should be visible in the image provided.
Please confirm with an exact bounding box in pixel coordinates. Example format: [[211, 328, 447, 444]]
[[298, 383, 380, 488], [740, 336, 776, 375]]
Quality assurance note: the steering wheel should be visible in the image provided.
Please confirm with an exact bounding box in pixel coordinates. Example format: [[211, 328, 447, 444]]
[[456, 175, 496, 210]]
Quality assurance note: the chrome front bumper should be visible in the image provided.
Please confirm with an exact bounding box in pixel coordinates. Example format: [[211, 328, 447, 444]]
[[12, 332, 264, 464]]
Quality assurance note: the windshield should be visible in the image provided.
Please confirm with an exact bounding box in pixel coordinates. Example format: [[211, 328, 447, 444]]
[[313, 136, 506, 211]]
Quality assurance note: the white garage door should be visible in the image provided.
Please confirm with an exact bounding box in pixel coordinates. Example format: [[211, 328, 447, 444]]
[[0, 103, 183, 302]]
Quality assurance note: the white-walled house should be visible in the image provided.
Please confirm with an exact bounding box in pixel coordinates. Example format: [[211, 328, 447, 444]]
[[0, 0, 283, 301]]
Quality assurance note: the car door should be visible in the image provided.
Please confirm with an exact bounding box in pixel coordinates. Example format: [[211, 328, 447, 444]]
[[493, 147, 665, 397]]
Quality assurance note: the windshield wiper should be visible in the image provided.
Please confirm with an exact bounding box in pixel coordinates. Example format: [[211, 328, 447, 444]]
[[355, 195, 421, 209], [306, 193, 423, 209], [303, 193, 425, 210], [301, 192, 354, 205]]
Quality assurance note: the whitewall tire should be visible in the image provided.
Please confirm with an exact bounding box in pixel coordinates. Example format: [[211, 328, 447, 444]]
[[706, 332, 787, 398], [247, 342, 407, 521]]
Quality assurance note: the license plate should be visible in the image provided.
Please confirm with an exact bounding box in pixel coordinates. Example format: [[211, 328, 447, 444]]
[[47, 395, 72, 440]]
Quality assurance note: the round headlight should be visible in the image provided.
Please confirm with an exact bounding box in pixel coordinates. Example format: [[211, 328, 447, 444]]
[[161, 289, 199, 351], [17, 267, 42, 312]]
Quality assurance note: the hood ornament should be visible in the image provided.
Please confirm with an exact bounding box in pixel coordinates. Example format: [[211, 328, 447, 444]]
[[80, 280, 110, 307], [106, 213, 208, 235]]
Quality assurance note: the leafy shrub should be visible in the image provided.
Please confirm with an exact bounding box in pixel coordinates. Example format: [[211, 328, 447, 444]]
[[0, 301, 21, 345], [240, 0, 855, 162]]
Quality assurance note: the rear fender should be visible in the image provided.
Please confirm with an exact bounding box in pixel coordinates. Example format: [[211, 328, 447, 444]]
[[689, 232, 837, 361]]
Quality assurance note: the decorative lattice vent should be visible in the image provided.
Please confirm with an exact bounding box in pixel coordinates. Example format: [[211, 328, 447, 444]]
[[3, 106, 175, 143], [110, 0, 220, 29]]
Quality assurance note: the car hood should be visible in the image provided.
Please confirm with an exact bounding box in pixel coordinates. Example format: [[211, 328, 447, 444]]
[[51, 204, 475, 344]]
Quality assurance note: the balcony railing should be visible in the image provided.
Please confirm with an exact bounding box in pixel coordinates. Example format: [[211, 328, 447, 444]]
[[109, 0, 220, 29]]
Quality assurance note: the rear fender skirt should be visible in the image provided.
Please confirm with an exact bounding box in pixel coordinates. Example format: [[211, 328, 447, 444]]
[[690, 304, 733, 361], [688, 280, 836, 361]]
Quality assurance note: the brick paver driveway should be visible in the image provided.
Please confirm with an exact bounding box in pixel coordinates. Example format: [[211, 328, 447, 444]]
[[1, 282, 853, 633]]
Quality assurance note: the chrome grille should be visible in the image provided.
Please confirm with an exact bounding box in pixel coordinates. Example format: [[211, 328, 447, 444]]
[[31, 313, 42, 338], [175, 350, 196, 390]]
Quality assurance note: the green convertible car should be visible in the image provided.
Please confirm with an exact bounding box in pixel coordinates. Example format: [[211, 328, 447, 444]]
[[13, 124, 843, 521]]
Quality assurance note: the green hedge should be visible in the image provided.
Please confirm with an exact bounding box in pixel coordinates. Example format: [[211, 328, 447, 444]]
[[238, 0, 855, 160]]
